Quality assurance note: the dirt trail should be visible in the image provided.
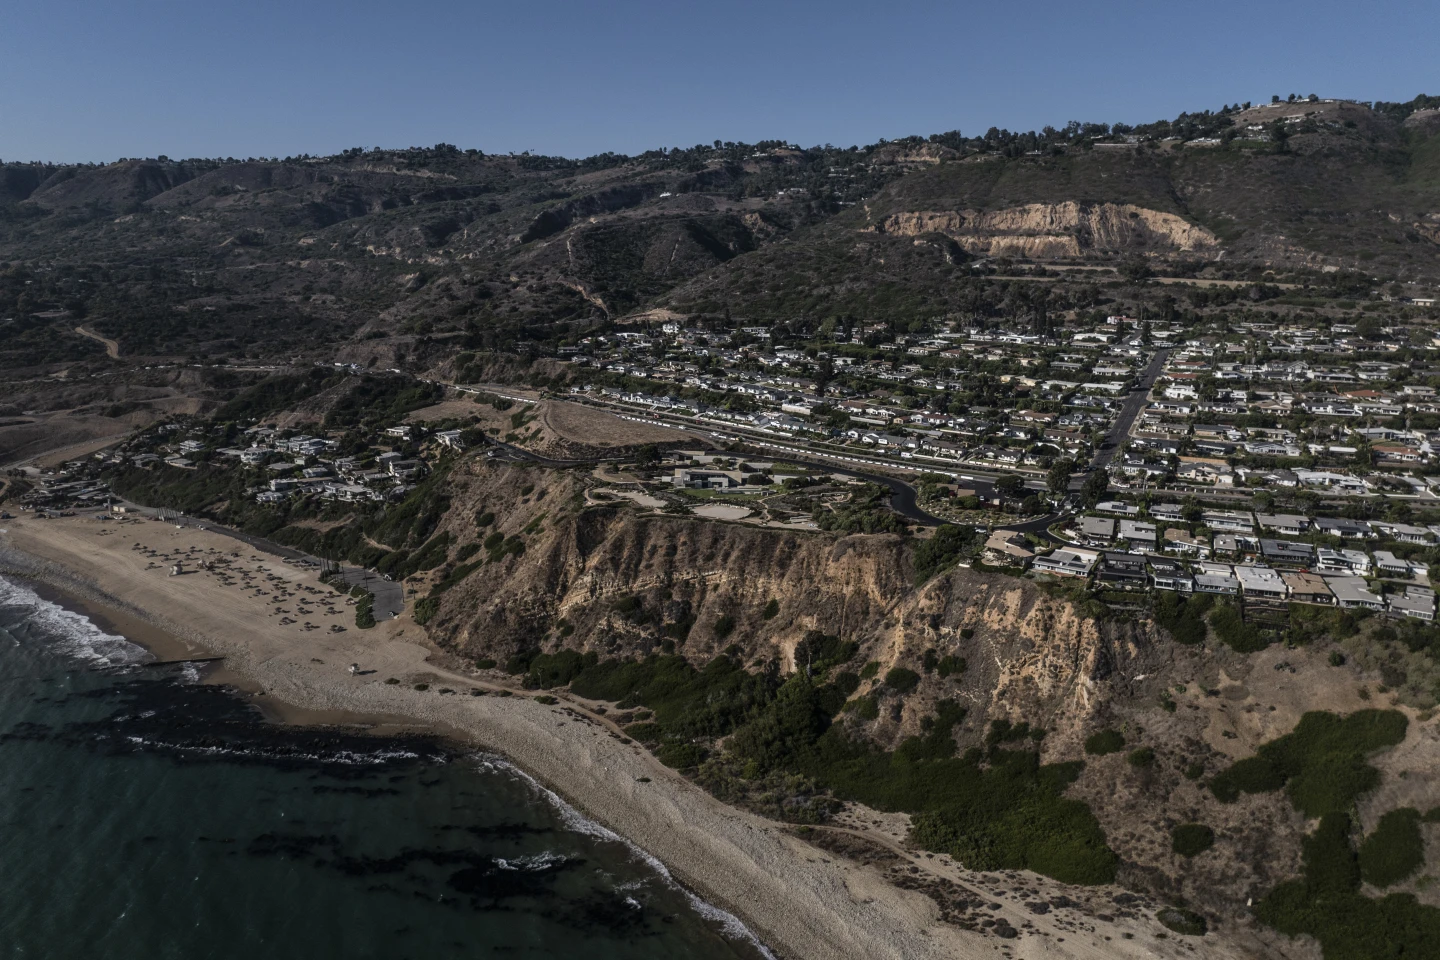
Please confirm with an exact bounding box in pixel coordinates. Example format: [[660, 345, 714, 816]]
[[75, 324, 121, 358]]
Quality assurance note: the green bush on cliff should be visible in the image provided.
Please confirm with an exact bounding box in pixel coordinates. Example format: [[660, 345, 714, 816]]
[[1358, 808, 1425, 888], [1257, 812, 1440, 958], [568, 656, 1120, 887], [412, 596, 439, 626], [1209, 710, 1408, 815], [1084, 729, 1125, 755], [1171, 823, 1215, 857]]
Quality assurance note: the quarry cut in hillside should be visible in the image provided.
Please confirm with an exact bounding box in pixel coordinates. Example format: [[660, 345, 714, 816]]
[[870, 202, 1220, 258]]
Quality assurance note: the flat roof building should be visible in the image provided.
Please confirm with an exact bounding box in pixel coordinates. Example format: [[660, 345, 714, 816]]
[[1260, 539, 1315, 566], [1387, 593, 1435, 621], [1234, 564, 1288, 601], [1281, 571, 1333, 605], [1325, 576, 1385, 611], [1256, 513, 1309, 536], [1032, 548, 1100, 578]]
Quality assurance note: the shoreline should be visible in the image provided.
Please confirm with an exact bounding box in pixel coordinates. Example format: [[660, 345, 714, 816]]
[[0, 514, 1225, 960], [3, 549, 780, 958], [15, 572, 772, 957]]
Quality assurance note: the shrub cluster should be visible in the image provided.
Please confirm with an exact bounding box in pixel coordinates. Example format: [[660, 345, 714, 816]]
[[1209, 710, 1408, 816]]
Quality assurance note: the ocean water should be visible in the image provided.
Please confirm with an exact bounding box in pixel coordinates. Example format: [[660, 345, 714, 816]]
[[0, 576, 769, 960]]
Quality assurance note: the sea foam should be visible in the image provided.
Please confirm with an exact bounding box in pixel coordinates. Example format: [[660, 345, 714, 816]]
[[0, 575, 150, 668]]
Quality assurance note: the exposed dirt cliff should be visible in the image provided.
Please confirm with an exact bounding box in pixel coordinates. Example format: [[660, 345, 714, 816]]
[[870, 202, 1220, 258], [420, 460, 1158, 749]]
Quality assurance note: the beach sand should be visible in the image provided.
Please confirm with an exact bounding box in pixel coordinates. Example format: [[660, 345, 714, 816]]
[[0, 513, 1248, 960]]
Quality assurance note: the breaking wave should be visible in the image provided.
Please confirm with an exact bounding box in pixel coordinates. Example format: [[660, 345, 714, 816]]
[[0, 575, 149, 669]]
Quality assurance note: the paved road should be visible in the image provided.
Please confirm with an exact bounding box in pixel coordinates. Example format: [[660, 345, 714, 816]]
[[1088, 347, 1171, 476]]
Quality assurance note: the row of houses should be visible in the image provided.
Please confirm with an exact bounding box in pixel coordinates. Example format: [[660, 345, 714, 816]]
[[1026, 547, 1435, 621]]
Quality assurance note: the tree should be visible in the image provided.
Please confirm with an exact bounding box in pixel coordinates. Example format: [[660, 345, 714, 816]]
[[1047, 458, 1076, 496], [994, 474, 1024, 499], [1081, 470, 1110, 508]]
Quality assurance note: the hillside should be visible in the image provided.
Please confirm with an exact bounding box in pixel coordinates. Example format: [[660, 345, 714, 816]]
[[3, 95, 1440, 378]]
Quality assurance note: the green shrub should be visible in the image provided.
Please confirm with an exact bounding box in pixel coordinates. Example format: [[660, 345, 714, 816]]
[[884, 667, 921, 693], [1153, 592, 1212, 645], [533, 695, 558, 706], [504, 649, 538, 674], [859, 661, 881, 680], [1359, 808, 1424, 888], [1256, 812, 1440, 956], [936, 655, 967, 678], [1127, 746, 1156, 768], [1209, 602, 1269, 653], [1209, 710, 1408, 816], [845, 696, 879, 720], [412, 596, 440, 626], [762, 598, 780, 620], [475, 510, 495, 528], [1329, 650, 1346, 667], [713, 614, 736, 638], [1156, 907, 1208, 936], [626, 721, 663, 743], [1084, 729, 1125, 755], [474, 658, 497, 670], [354, 592, 375, 629], [913, 524, 979, 583], [523, 649, 599, 689], [1172, 823, 1215, 857], [656, 741, 710, 769]]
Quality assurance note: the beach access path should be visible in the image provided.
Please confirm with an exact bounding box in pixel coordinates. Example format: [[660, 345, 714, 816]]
[[0, 514, 1240, 960]]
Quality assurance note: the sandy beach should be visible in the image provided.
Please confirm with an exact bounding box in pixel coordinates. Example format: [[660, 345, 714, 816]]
[[0, 513, 1245, 960]]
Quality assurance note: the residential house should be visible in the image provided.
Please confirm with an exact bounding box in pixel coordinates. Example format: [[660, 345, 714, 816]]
[[1234, 565, 1288, 602], [1315, 548, 1372, 576], [983, 531, 1034, 568], [1118, 519, 1158, 552], [1203, 510, 1255, 533], [1256, 514, 1309, 536], [1098, 552, 1148, 587], [1374, 551, 1428, 580], [1326, 577, 1385, 611], [1077, 517, 1116, 546], [1281, 571, 1334, 605], [1148, 558, 1194, 592], [1032, 548, 1100, 578], [1259, 539, 1315, 566]]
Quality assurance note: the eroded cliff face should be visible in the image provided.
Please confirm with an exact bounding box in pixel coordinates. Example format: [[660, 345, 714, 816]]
[[870, 202, 1219, 258], [420, 461, 1159, 746]]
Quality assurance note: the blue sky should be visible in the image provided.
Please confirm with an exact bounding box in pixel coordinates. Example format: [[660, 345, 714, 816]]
[[4, 0, 1438, 162]]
